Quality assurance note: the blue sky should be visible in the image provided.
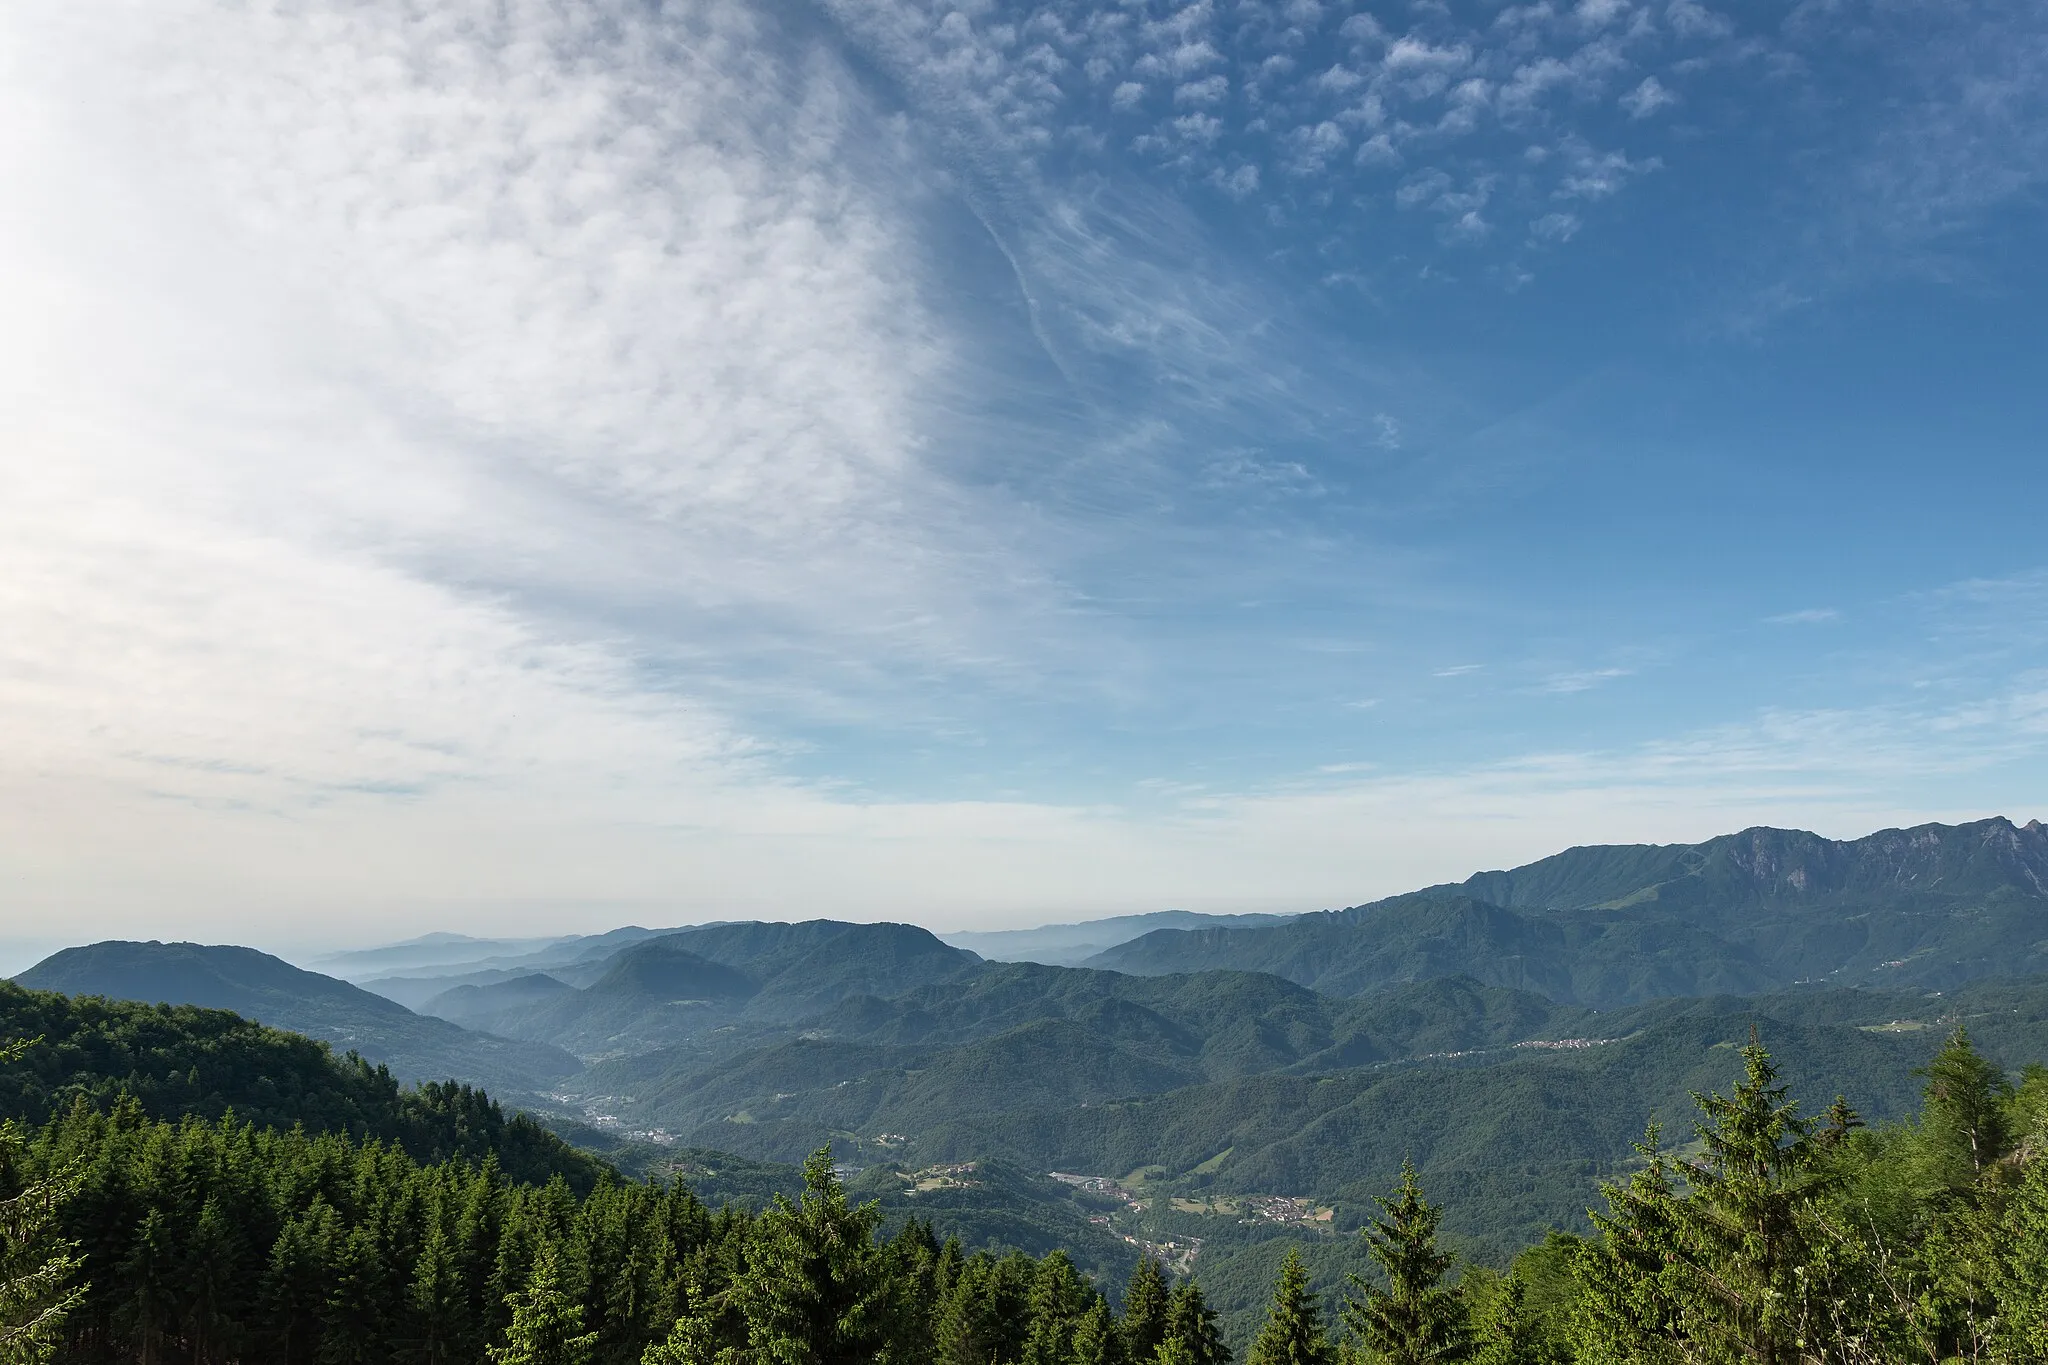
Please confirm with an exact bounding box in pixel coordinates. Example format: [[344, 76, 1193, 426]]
[[0, 0, 2043, 955]]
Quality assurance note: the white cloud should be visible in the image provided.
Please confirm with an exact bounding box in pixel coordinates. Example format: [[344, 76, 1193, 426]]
[[1384, 37, 1473, 71], [1767, 608, 1843, 625], [1620, 74, 1677, 118], [1541, 667, 1632, 693]]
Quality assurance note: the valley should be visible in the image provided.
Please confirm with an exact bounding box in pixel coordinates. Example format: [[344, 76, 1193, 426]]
[[12, 815, 2048, 1344]]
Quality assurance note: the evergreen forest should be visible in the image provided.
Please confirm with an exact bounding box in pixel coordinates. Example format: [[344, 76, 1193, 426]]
[[8, 1009, 2048, 1362]]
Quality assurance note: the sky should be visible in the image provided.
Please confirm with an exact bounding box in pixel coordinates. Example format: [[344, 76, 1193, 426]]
[[2, 0, 2045, 962]]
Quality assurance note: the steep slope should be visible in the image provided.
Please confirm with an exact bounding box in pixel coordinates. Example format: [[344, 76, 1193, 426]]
[[13, 941, 580, 1096], [1090, 818, 2048, 1002]]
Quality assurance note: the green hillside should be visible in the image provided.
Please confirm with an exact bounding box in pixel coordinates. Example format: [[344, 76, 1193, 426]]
[[12, 940, 581, 1097], [1090, 818, 2048, 1002], [0, 980, 606, 1189], [636, 974, 2048, 1259]]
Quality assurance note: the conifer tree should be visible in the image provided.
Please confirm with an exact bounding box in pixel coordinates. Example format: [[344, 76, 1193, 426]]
[[0, 1091, 82, 1365], [1576, 1043, 1858, 1365], [729, 1148, 899, 1365], [1342, 1162, 1470, 1365], [1465, 1274, 1533, 1365], [1024, 1251, 1092, 1365], [492, 1244, 597, 1365], [933, 1254, 1001, 1365], [1249, 1249, 1333, 1365], [117, 1206, 175, 1365], [263, 1199, 339, 1365], [1919, 1026, 2012, 1186], [1162, 1280, 1230, 1365], [1121, 1258, 1171, 1365], [403, 1221, 469, 1365], [1072, 1298, 1124, 1365]]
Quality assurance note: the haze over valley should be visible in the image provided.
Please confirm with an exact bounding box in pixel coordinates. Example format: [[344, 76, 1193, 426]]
[[6, 0, 2048, 1359]]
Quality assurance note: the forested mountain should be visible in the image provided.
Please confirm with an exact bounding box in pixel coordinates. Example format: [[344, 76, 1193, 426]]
[[11, 941, 580, 1097], [15, 815, 2048, 1358], [421, 921, 980, 1057], [9, 1028, 2048, 1365], [1090, 817, 2048, 1001], [579, 969, 2048, 1257], [0, 981, 605, 1188]]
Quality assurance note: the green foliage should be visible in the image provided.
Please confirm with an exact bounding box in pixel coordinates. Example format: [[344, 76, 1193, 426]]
[[0, 982, 605, 1190], [1247, 1250, 1332, 1365], [1341, 1164, 1470, 1365], [1574, 1045, 1864, 1365], [1917, 1026, 2013, 1186], [1162, 1281, 1230, 1365], [492, 1246, 597, 1365], [726, 1150, 900, 1365], [11, 943, 579, 1095], [0, 1044, 83, 1365], [1122, 1258, 1172, 1365]]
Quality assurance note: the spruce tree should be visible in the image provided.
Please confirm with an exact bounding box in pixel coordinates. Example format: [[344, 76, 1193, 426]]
[[1342, 1162, 1470, 1365], [1919, 1026, 2012, 1186], [1576, 1043, 1859, 1365], [1023, 1251, 1091, 1365], [1249, 1249, 1333, 1365], [1465, 1274, 1532, 1365], [1162, 1281, 1230, 1365], [1072, 1299, 1124, 1365], [491, 1244, 597, 1365], [0, 1104, 82, 1365], [1121, 1258, 1171, 1365], [729, 1148, 899, 1365], [933, 1255, 1001, 1365]]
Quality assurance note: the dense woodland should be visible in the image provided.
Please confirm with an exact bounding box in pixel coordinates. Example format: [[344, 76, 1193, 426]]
[[7, 1013, 2048, 1363]]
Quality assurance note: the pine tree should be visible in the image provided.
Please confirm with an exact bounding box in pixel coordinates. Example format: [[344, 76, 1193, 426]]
[[729, 1148, 899, 1365], [1465, 1274, 1533, 1365], [1919, 1026, 2012, 1187], [1162, 1281, 1230, 1365], [1121, 1259, 1171, 1365], [491, 1244, 597, 1365], [1249, 1249, 1332, 1365], [1576, 1043, 1859, 1365], [0, 1103, 83, 1365], [1072, 1299, 1124, 1365], [1342, 1162, 1470, 1365], [1023, 1251, 1091, 1365], [402, 1222, 469, 1365]]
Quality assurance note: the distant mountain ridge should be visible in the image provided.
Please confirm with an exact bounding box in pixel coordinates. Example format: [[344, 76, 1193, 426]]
[[423, 920, 980, 1057], [940, 910, 1302, 967], [1088, 818, 2048, 1003], [12, 940, 580, 1096]]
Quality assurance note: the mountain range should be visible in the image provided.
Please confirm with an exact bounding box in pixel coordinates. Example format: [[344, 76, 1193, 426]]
[[14, 816, 2048, 1267], [1091, 817, 2048, 1002]]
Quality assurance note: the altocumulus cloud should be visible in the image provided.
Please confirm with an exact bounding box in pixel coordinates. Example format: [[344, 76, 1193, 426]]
[[3, 0, 2047, 945]]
